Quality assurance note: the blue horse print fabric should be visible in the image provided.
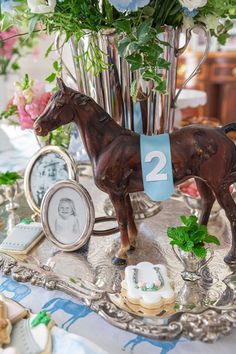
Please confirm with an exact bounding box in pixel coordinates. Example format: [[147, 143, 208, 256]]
[[0, 274, 236, 354]]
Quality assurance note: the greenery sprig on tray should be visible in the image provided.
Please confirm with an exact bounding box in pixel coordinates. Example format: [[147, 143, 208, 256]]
[[0, 171, 22, 185], [167, 215, 220, 258]]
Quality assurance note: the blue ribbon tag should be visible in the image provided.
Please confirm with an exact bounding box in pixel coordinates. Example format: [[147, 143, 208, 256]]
[[140, 134, 174, 201]]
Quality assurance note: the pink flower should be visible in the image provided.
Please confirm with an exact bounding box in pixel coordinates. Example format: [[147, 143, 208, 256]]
[[0, 27, 18, 59], [12, 78, 52, 130], [138, 281, 145, 288], [154, 279, 161, 287], [18, 106, 34, 129]]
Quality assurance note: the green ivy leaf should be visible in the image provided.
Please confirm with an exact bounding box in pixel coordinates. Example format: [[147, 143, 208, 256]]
[[118, 37, 131, 57], [114, 19, 132, 34], [142, 70, 161, 83], [136, 20, 152, 44], [126, 53, 143, 71], [45, 43, 54, 58], [155, 80, 167, 94], [46, 73, 56, 83], [218, 33, 228, 45], [0, 14, 14, 32], [142, 6, 155, 16], [156, 58, 170, 70], [53, 60, 60, 72], [129, 41, 140, 54], [28, 16, 39, 36], [130, 80, 138, 100]]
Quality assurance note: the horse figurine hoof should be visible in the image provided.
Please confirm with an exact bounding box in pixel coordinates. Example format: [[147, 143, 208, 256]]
[[224, 252, 236, 265], [112, 257, 127, 266]]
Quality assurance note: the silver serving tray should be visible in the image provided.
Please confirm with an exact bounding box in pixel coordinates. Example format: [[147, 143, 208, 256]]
[[0, 176, 236, 342]]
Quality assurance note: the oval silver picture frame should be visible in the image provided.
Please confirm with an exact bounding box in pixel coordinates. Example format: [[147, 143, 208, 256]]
[[24, 145, 77, 214], [41, 180, 95, 251]]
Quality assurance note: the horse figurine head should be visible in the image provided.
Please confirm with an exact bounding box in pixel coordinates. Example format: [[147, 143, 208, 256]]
[[34, 78, 92, 136]]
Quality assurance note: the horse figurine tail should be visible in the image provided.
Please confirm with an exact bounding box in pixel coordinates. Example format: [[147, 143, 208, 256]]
[[221, 123, 236, 135]]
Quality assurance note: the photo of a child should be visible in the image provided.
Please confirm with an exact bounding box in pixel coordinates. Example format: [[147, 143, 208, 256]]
[[45, 183, 91, 250], [55, 198, 80, 243]]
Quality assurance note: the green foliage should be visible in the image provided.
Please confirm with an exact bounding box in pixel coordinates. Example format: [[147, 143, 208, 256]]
[[39, 124, 72, 149], [0, 105, 17, 120], [2, 0, 236, 93], [0, 171, 22, 185], [167, 215, 220, 258], [116, 18, 170, 94], [45, 60, 62, 85], [21, 73, 33, 89]]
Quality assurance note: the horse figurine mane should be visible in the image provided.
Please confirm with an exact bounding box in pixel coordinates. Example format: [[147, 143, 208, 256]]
[[35, 78, 236, 266]]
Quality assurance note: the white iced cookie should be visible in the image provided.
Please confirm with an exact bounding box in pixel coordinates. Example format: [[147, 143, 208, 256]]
[[6, 312, 53, 354], [121, 262, 175, 310]]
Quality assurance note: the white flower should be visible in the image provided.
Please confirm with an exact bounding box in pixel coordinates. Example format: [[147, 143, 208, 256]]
[[179, 0, 207, 11], [199, 14, 219, 31], [27, 0, 56, 14]]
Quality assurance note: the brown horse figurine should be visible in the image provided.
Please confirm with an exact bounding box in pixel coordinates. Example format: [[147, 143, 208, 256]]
[[34, 78, 236, 266]]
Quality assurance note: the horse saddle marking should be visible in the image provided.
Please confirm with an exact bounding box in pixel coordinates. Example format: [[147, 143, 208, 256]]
[[140, 134, 174, 201]]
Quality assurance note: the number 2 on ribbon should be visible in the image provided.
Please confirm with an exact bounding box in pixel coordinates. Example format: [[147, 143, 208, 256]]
[[145, 150, 168, 182]]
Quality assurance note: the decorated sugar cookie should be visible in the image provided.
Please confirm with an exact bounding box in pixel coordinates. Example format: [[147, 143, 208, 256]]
[[121, 262, 175, 313], [0, 294, 28, 324], [6, 311, 54, 354], [0, 300, 12, 345], [0, 222, 44, 255]]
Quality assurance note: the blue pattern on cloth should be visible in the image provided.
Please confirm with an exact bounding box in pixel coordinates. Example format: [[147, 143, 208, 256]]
[[43, 297, 92, 330], [123, 335, 189, 353], [140, 134, 174, 201], [0, 276, 31, 301]]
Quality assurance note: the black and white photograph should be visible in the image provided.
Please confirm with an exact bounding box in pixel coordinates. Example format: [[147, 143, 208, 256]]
[[41, 180, 95, 251], [48, 187, 86, 244], [24, 146, 77, 214], [30, 152, 69, 207]]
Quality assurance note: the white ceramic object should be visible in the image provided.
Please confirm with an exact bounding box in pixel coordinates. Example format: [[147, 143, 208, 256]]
[[176, 88, 207, 109]]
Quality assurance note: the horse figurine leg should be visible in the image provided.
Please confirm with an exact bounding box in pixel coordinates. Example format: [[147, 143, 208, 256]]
[[109, 193, 130, 265], [126, 194, 137, 251], [214, 181, 236, 264], [195, 179, 215, 225]]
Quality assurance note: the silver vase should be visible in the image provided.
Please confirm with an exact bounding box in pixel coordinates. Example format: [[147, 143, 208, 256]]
[[3, 183, 19, 211], [173, 245, 214, 281], [59, 25, 210, 219]]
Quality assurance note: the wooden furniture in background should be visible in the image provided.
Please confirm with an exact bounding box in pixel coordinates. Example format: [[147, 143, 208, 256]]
[[177, 51, 236, 124]]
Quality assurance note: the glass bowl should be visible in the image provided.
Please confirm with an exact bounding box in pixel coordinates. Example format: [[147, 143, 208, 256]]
[[178, 180, 221, 219]]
